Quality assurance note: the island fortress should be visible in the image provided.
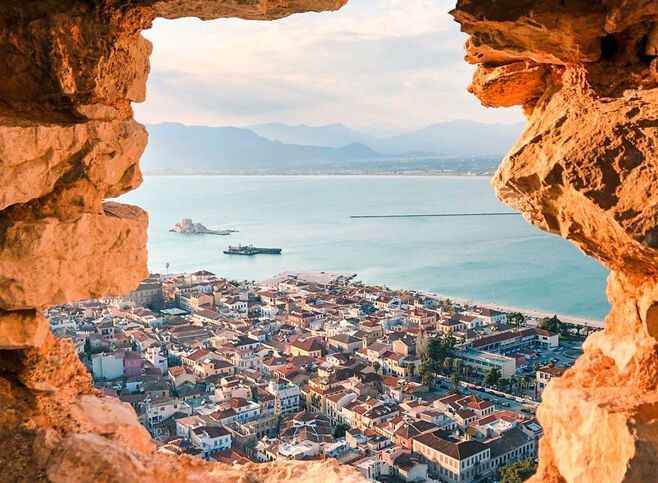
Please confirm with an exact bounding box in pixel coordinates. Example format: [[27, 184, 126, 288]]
[[171, 219, 236, 235]]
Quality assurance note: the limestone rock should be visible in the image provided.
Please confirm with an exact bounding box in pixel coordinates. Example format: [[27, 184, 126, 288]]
[[493, 71, 658, 278], [43, 431, 365, 483], [0, 310, 49, 349], [150, 0, 349, 20], [468, 61, 553, 110], [0, 0, 656, 482], [0, 202, 148, 310], [0, 116, 146, 213]]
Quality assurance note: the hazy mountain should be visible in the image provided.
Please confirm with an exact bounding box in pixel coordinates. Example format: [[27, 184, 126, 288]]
[[247, 120, 524, 156], [141, 120, 523, 174], [373, 120, 525, 156], [248, 122, 377, 148], [141, 122, 382, 173]]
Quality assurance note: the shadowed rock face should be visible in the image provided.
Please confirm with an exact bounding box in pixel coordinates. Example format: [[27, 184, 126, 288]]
[[452, 1, 658, 481], [0, 0, 656, 481]]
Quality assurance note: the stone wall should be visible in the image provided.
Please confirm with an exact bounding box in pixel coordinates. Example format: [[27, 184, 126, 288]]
[[452, 1, 658, 481], [0, 0, 656, 481]]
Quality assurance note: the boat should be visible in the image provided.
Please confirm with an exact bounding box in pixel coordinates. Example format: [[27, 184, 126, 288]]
[[223, 244, 283, 256]]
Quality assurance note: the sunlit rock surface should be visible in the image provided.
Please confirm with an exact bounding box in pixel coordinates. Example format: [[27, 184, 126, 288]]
[[0, 0, 656, 481], [453, 1, 658, 481]]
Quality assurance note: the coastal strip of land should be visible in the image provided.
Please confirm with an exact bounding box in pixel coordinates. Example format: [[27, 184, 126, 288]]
[[350, 212, 521, 219], [429, 292, 606, 328]]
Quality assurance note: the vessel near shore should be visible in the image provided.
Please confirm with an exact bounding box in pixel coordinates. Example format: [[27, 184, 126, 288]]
[[224, 244, 283, 256], [170, 218, 238, 235]]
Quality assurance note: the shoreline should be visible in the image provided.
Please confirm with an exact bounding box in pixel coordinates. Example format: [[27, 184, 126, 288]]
[[259, 271, 606, 328], [427, 291, 606, 328], [141, 172, 496, 178]]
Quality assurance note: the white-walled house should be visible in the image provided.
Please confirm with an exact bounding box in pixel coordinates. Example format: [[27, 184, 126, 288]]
[[190, 426, 232, 456]]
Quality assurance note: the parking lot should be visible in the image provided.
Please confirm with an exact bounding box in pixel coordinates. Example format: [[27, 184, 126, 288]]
[[426, 339, 586, 413]]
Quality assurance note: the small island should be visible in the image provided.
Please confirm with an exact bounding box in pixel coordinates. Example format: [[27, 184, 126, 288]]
[[170, 218, 237, 235]]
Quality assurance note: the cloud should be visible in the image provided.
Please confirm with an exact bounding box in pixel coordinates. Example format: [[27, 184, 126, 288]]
[[134, 0, 523, 132]]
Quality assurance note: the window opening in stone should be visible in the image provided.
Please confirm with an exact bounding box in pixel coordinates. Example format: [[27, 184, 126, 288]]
[[10, 1, 655, 482]]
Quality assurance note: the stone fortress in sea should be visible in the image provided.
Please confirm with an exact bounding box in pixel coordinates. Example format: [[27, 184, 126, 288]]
[[170, 218, 237, 236]]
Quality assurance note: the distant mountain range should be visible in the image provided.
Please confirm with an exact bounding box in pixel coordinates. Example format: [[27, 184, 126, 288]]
[[249, 120, 524, 156], [141, 120, 524, 175]]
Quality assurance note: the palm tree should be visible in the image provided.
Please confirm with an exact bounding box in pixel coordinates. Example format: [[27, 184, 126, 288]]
[[519, 376, 529, 395], [449, 373, 460, 394], [443, 357, 453, 375], [453, 358, 463, 375], [463, 364, 473, 382], [498, 378, 510, 391], [509, 375, 518, 394]]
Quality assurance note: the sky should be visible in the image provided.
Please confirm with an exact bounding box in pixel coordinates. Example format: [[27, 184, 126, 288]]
[[135, 0, 523, 136]]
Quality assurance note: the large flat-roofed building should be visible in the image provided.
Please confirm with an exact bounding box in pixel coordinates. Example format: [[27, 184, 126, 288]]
[[460, 349, 516, 378], [467, 328, 559, 355]]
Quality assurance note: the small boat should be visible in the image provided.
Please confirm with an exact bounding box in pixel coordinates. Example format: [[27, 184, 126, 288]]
[[224, 244, 282, 256]]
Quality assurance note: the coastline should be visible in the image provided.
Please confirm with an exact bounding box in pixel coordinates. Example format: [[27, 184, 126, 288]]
[[427, 291, 606, 328], [141, 172, 496, 178], [263, 271, 606, 328]]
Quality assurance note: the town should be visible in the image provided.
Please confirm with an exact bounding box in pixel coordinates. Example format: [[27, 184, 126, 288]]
[[46, 270, 592, 482]]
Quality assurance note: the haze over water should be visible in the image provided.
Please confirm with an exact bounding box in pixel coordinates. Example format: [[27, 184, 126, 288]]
[[121, 175, 610, 320]]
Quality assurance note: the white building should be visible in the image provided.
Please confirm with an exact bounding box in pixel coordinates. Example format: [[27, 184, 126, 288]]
[[266, 380, 301, 416], [91, 353, 124, 380], [190, 426, 232, 455], [145, 346, 168, 374], [460, 349, 516, 378]]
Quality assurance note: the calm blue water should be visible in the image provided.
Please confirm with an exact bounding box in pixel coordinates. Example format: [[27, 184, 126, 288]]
[[120, 176, 610, 320]]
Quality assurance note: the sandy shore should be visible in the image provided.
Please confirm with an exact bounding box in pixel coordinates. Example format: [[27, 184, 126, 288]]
[[429, 291, 605, 328]]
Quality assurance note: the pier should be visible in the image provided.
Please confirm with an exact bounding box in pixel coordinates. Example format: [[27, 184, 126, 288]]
[[350, 212, 521, 219]]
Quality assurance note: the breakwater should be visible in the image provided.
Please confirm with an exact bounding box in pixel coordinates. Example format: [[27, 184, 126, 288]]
[[350, 212, 521, 219]]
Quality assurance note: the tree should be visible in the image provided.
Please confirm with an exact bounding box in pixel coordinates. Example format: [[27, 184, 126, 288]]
[[508, 312, 525, 327], [452, 358, 463, 375], [373, 361, 381, 374], [463, 364, 474, 382], [421, 370, 433, 389], [519, 376, 529, 393], [498, 378, 510, 391], [449, 373, 460, 394], [443, 357, 453, 374], [509, 375, 518, 394], [426, 338, 443, 362], [499, 458, 538, 483], [408, 363, 416, 379], [484, 368, 502, 387], [333, 424, 349, 439], [539, 315, 561, 333]]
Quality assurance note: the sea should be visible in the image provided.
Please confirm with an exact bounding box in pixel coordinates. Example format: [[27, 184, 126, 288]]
[[119, 175, 611, 320]]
